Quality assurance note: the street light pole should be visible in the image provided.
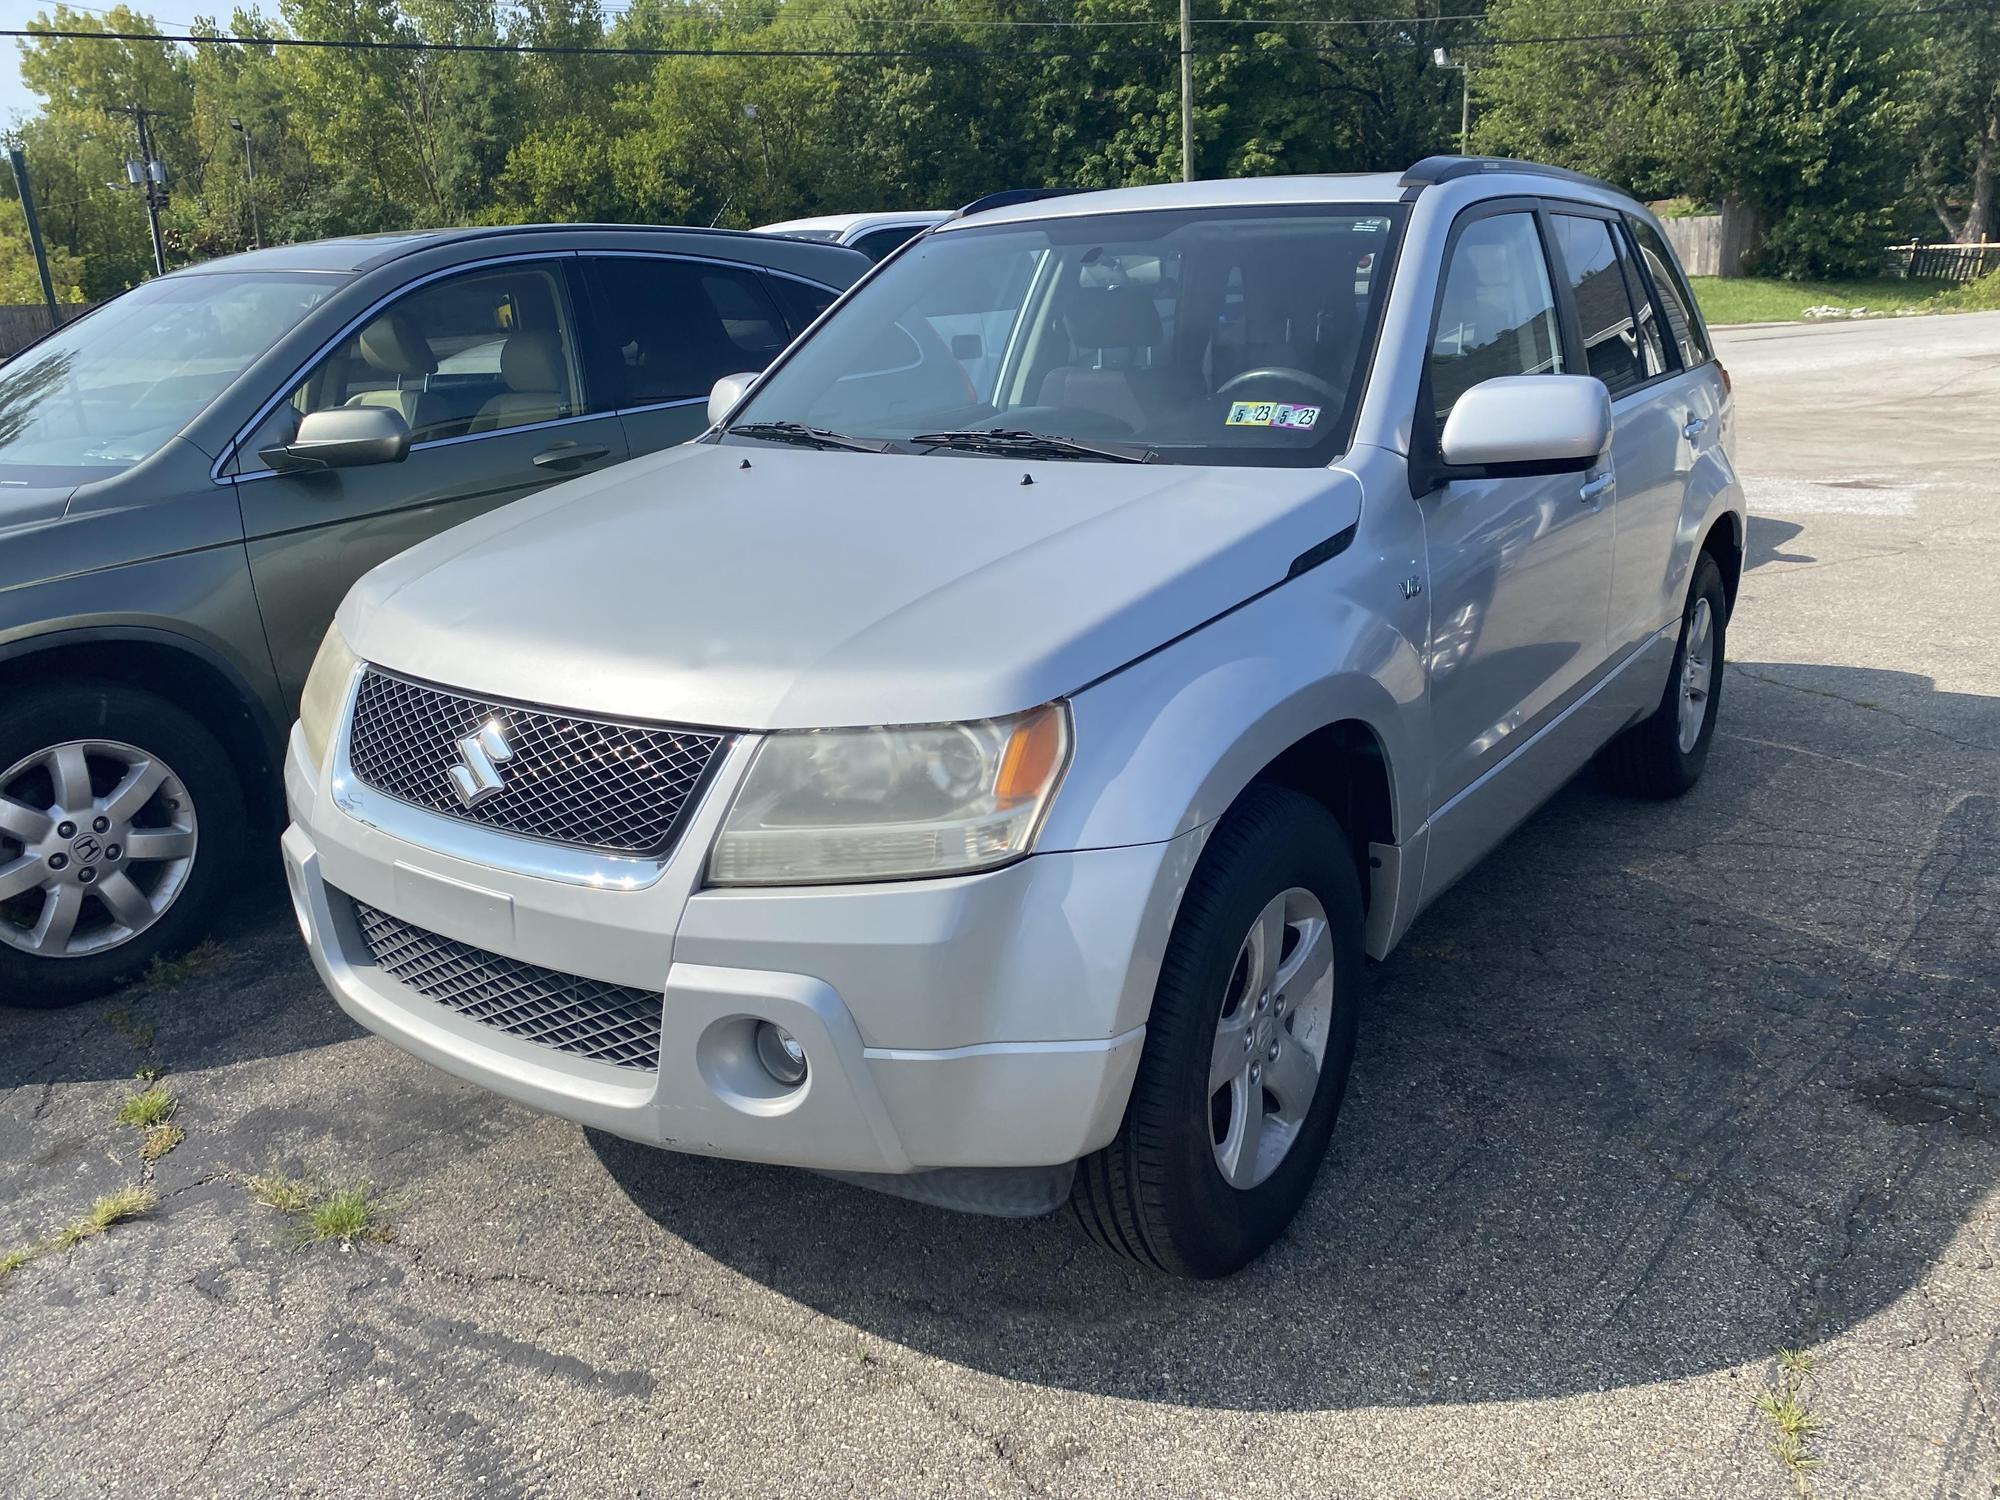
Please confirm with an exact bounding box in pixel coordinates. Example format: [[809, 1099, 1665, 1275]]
[[743, 104, 771, 183], [229, 118, 260, 248], [1433, 47, 1470, 156]]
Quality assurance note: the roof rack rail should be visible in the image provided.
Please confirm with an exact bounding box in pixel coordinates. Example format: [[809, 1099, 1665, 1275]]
[[953, 187, 1090, 220], [1398, 156, 1623, 200]]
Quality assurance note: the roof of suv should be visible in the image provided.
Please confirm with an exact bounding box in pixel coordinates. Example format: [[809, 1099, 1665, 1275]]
[[167, 223, 859, 278], [937, 157, 1631, 231]]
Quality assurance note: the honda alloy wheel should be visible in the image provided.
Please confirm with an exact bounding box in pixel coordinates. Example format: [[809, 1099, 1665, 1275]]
[[0, 682, 244, 1008], [0, 739, 200, 959]]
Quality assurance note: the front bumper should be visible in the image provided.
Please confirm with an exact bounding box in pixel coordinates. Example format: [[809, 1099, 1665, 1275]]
[[284, 721, 1194, 1178]]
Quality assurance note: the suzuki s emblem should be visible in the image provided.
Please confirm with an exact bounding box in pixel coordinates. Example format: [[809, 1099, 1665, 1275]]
[[448, 721, 515, 809]]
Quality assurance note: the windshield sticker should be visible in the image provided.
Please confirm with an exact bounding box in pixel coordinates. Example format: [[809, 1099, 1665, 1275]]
[[1227, 401, 1321, 430]]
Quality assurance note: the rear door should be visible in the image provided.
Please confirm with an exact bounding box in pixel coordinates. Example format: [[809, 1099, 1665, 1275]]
[[576, 255, 798, 457], [1545, 207, 1685, 664], [232, 256, 628, 701], [1624, 215, 1727, 638]]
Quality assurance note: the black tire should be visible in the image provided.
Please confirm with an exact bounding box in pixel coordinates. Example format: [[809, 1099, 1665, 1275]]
[[1072, 784, 1365, 1278], [1597, 551, 1728, 800], [0, 681, 245, 1009]]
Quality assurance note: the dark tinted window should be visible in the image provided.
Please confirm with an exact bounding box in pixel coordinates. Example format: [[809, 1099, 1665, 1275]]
[[1429, 212, 1566, 422], [850, 224, 927, 262], [585, 258, 789, 407], [768, 275, 840, 336], [1551, 214, 1645, 398], [1626, 217, 1710, 367]]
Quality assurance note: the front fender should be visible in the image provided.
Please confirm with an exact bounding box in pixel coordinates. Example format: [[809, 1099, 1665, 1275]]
[[1042, 565, 1429, 855]]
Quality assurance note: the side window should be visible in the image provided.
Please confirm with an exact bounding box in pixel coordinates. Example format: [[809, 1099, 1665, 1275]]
[[585, 258, 789, 408], [768, 276, 840, 337], [241, 262, 580, 464], [1550, 214, 1646, 398], [850, 224, 925, 262], [1428, 211, 1566, 422], [1626, 217, 1711, 367]]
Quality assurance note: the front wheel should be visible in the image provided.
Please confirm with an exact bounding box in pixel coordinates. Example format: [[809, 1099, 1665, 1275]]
[[0, 682, 245, 1008], [1072, 785, 1365, 1278]]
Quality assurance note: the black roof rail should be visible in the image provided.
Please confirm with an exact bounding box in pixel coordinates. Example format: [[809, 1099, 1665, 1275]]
[[1398, 156, 1624, 201], [953, 187, 1091, 220]]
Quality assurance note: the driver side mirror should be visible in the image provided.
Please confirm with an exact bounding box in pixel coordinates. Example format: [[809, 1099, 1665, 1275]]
[[1438, 374, 1611, 476], [260, 406, 411, 474], [707, 371, 760, 429]]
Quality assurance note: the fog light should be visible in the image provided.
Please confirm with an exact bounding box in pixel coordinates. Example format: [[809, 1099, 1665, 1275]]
[[753, 1021, 808, 1087]]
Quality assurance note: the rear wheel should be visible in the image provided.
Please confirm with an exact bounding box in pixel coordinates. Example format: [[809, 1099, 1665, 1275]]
[[1597, 551, 1728, 799], [0, 682, 244, 1008], [1072, 785, 1365, 1278]]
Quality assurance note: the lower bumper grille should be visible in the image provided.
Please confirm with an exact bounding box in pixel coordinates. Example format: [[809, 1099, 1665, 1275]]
[[351, 899, 661, 1072]]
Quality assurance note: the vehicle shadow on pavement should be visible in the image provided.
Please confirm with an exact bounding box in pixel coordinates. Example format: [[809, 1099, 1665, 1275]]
[[593, 661, 1999, 1411], [0, 848, 365, 1090]]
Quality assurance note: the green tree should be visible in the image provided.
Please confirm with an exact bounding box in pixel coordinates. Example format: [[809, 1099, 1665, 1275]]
[[1908, 10, 2000, 243], [1475, 0, 1911, 277]]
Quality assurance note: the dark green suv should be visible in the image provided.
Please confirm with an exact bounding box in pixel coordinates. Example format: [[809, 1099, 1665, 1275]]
[[0, 224, 867, 1005]]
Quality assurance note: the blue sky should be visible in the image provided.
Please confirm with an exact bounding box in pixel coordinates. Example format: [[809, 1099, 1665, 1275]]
[[0, 1, 204, 127]]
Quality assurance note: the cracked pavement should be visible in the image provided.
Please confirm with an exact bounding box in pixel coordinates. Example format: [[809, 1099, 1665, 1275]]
[[3, 311, 1998, 1499]]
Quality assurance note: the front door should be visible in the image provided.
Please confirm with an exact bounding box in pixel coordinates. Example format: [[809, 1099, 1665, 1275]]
[[232, 258, 627, 700], [1418, 207, 1614, 895]]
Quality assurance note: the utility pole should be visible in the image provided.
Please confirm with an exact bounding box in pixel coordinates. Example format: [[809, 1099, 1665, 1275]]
[[112, 105, 167, 276], [7, 148, 61, 330], [229, 117, 260, 248], [1180, 0, 1194, 181]]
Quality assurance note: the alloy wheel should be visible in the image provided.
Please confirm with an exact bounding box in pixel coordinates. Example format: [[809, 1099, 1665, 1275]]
[[0, 739, 200, 959], [1677, 596, 1715, 754], [1208, 886, 1336, 1189]]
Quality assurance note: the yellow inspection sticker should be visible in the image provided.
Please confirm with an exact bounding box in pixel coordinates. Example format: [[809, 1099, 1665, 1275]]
[[1226, 401, 1321, 430]]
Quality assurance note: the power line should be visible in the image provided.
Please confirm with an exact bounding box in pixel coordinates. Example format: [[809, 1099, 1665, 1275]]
[[2, 5, 1984, 62]]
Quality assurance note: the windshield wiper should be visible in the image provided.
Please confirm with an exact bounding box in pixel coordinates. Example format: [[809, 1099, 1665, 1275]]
[[725, 421, 898, 454], [909, 428, 1156, 465]]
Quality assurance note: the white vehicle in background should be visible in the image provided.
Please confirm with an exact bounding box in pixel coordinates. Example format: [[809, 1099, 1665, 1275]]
[[754, 210, 952, 263]]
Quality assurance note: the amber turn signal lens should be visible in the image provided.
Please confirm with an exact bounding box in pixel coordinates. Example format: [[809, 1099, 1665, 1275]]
[[994, 704, 1066, 807]]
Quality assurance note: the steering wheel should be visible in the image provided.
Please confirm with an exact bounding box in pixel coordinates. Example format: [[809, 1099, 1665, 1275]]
[[1214, 367, 1343, 405]]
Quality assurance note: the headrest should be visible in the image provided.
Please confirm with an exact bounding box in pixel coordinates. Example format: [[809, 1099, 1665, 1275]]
[[356, 310, 437, 378], [500, 330, 564, 393], [1062, 287, 1163, 351]]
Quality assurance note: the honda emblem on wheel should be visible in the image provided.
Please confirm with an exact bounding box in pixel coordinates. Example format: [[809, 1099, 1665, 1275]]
[[447, 721, 515, 810]]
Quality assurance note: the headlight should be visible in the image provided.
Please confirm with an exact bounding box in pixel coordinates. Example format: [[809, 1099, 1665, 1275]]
[[297, 624, 360, 772], [709, 703, 1071, 885]]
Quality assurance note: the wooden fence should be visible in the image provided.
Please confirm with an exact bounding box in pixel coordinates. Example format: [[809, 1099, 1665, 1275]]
[[1881, 242, 2000, 283], [0, 302, 99, 360]]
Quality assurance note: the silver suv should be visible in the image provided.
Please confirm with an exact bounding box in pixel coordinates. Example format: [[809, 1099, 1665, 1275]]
[[285, 159, 1742, 1276]]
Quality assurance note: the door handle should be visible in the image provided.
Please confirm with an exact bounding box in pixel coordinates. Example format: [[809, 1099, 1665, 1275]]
[[1578, 472, 1615, 505], [1682, 415, 1708, 441], [532, 443, 611, 469]]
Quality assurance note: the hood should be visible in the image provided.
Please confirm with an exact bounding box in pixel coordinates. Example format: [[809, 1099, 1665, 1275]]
[[341, 441, 1362, 730]]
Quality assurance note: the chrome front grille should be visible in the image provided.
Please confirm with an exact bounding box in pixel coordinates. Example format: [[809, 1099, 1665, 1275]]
[[351, 899, 662, 1071], [346, 669, 725, 855]]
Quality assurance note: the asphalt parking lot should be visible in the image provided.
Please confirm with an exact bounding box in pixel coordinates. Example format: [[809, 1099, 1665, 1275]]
[[3, 310, 1997, 1500]]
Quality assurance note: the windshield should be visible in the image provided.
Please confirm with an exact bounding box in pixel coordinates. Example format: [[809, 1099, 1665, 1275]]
[[0, 271, 342, 483], [725, 203, 1401, 467]]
